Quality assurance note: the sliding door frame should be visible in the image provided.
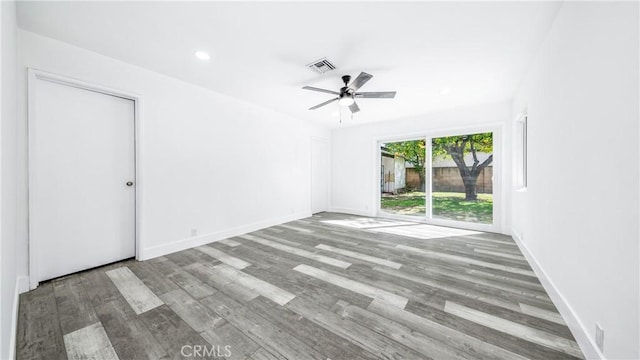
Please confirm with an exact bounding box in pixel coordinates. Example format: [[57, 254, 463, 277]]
[[374, 123, 504, 233]]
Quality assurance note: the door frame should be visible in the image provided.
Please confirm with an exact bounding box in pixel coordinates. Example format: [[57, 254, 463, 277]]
[[27, 69, 143, 289], [373, 123, 504, 233]]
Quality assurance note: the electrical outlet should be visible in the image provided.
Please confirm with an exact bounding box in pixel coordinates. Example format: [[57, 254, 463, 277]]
[[595, 323, 604, 353], [191, 227, 198, 237]]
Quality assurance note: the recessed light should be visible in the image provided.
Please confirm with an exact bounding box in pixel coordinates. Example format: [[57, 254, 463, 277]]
[[195, 51, 211, 61], [439, 88, 451, 95]]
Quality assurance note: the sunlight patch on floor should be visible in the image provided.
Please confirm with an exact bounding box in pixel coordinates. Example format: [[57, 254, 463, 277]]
[[321, 216, 481, 241], [320, 217, 417, 229], [371, 223, 481, 240]]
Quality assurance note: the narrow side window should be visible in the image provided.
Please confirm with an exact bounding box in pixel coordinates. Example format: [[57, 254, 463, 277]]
[[517, 113, 528, 189]]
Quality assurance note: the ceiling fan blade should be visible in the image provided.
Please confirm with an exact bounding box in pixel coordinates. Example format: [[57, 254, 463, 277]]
[[355, 91, 397, 99], [309, 98, 339, 110], [302, 86, 340, 95], [348, 102, 360, 114], [349, 72, 373, 91]]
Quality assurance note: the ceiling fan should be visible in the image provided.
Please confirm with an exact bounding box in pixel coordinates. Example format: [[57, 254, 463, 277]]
[[302, 72, 396, 113]]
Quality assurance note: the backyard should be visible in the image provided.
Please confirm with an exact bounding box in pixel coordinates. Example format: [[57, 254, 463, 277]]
[[380, 191, 493, 224]]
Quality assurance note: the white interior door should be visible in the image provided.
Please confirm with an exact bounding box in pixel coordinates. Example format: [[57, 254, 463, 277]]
[[311, 137, 329, 213], [30, 78, 136, 284]]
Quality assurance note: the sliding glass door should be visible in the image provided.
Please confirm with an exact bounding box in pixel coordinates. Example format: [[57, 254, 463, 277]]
[[379, 131, 494, 228], [379, 139, 426, 217]]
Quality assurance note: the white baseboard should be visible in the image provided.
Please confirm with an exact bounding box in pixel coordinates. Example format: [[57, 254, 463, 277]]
[[139, 211, 312, 260], [511, 229, 603, 360], [329, 207, 376, 217]]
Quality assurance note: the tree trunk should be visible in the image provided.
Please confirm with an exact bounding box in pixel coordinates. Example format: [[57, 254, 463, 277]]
[[463, 175, 479, 200]]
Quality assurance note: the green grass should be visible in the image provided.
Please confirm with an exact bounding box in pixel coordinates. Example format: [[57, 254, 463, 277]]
[[380, 191, 493, 223]]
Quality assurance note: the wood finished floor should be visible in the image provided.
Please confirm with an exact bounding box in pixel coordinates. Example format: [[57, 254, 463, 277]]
[[17, 213, 584, 360]]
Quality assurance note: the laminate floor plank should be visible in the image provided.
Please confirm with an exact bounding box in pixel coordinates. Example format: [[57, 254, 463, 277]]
[[219, 238, 299, 270], [294, 264, 408, 309], [276, 226, 547, 300], [335, 301, 472, 360], [406, 299, 579, 360], [249, 348, 282, 360], [95, 298, 168, 360], [246, 296, 378, 360], [241, 260, 374, 310], [239, 233, 352, 269], [252, 230, 307, 247], [335, 263, 448, 311], [138, 305, 213, 359], [216, 263, 296, 305], [379, 247, 549, 299], [200, 320, 261, 360], [396, 244, 537, 277], [465, 267, 545, 290], [252, 229, 378, 269], [350, 263, 567, 337], [474, 247, 528, 261], [52, 275, 99, 334], [201, 292, 325, 360], [466, 263, 547, 288], [217, 238, 242, 247], [318, 228, 526, 274], [128, 261, 181, 296], [16, 283, 67, 360], [276, 224, 315, 234], [307, 223, 524, 270], [150, 257, 217, 299], [286, 295, 426, 360], [366, 299, 529, 360], [445, 301, 582, 358], [185, 263, 259, 304], [520, 302, 566, 325], [63, 322, 119, 360], [80, 267, 126, 309], [105, 266, 164, 315], [166, 248, 221, 268], [372, 265, 533, 313], [256, 230, 411, 274], [410, 262, 550, 300], [159, 288, 225, 332], [195, 245, 251, 270], [315, 243, 403, 269]]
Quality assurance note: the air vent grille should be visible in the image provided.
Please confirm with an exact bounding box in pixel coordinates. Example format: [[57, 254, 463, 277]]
[[307, 58, 336, 74]]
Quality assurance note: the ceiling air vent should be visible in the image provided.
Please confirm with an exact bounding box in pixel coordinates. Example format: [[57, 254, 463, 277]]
[[307, 57, 337, 74]]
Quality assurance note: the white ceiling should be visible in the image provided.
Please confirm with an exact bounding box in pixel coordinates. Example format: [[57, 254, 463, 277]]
[[16, 1, 561, 128]]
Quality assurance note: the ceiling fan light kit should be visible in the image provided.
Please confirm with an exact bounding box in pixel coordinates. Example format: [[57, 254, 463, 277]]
[[338, 96, 354, 106], [302, 72, 396, 118]]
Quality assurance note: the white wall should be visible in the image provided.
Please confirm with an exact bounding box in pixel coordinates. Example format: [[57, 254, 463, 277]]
[[16, 30, 329, 278], [512, 2, 639, 359], [1, 0, 19, 358], [331, 101, 511, 233]]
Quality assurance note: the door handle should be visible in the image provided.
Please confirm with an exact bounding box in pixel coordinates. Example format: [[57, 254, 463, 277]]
[[126, 181, 134, 187]]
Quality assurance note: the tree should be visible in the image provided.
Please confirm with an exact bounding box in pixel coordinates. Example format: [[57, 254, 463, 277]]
[[384, 140, 426, 191], [432, 132, 493, 200]]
